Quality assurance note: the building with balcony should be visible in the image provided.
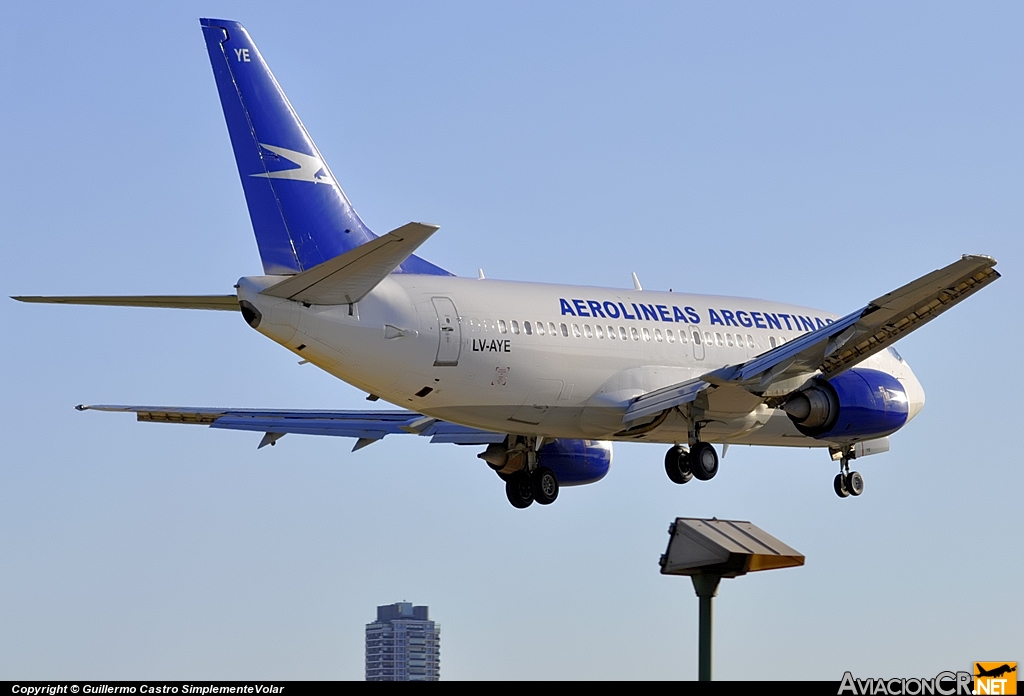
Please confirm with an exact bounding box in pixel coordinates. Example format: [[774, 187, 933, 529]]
[[365, 602, 440, 681]]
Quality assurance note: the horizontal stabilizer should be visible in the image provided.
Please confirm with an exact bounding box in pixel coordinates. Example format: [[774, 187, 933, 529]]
[[260, 222, 438, 305], [12, 295, 239, 311]]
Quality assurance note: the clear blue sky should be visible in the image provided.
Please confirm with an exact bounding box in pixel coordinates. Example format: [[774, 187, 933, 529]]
[[1, 1, 1021, 680]]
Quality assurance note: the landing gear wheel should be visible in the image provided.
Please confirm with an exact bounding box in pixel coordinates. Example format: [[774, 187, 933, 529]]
[[505, 472, 534, 508], [846, 471, 864, 496], [690, 442, 719, 481], [834, 473, 850, 498], [664, 445, 693, 484], [532, 466, 559, 505]]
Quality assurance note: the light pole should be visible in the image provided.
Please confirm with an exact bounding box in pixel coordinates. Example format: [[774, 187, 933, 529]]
[[659, 518, 805, 681]]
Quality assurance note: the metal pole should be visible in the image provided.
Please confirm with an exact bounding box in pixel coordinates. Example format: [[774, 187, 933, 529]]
[[691, 573, 721, 681]]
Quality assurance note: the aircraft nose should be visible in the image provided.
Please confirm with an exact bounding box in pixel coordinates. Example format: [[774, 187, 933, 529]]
[[901, 364, 926, 421]]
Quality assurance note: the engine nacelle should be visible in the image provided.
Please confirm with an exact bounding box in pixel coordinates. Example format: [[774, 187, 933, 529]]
[[538, 439, 613, 486], [783, 368, 909, 441]]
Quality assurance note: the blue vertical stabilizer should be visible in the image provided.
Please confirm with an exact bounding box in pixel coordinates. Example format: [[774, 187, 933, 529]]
[[200, 18, 450, 276]]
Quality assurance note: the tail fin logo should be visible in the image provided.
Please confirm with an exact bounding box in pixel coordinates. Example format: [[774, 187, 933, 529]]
[[252, 144, 335, 185]]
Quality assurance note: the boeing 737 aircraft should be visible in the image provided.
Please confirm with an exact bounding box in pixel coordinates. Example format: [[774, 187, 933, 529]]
[[14, 19, 1000, 508]]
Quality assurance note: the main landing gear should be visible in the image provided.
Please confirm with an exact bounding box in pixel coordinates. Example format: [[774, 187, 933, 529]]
[[833, 452, 864, 499], [479, 439, 560, 509], [504, 466, 559, 508], [664, 442, 719, 485]]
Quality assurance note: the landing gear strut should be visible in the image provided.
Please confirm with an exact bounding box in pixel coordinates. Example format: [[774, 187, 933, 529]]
[[833, 449, 864, 499]]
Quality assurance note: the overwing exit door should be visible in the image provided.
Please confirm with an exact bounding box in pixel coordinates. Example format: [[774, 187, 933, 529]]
[[432, 297, 462, 366]]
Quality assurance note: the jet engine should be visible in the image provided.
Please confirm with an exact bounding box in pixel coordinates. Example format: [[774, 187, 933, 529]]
[[479, 438, 612, 486], [538, 439, 613, 485], [782, 368, 909, 441]]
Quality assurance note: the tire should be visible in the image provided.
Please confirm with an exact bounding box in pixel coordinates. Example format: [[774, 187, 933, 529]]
[[532, 467, 559, 505], [664, 446, 692, 484], [690, 442, 719, 481], [834, 473, 850, 498], [505, 472, 534, 508], [846, 471, 864, 496]]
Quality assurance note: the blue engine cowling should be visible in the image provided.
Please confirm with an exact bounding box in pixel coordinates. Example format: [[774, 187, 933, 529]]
[[783, 368, 909, 441], [537, 439, 613, 486]]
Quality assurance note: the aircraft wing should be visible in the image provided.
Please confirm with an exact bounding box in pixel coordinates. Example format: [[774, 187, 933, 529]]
[[624, 254, 999, 423], [77, 404, 506, 450], [260, 222, 438, 305]]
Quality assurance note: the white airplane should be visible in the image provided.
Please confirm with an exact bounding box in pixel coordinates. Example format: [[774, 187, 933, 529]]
[[14, 19, 1000, 508]]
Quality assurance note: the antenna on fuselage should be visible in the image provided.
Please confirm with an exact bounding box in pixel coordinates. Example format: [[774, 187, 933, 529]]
[[632, 272, 643, 291]]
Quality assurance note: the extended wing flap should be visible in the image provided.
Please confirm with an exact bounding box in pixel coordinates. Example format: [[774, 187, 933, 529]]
[[818, 255, 998, 377], [13, 295, 239, 311], [623, 379, 708, 423], [260, 222, 438, 305]]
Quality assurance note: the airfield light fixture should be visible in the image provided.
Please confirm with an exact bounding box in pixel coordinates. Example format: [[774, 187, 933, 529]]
[[660, 517, 805, 681]]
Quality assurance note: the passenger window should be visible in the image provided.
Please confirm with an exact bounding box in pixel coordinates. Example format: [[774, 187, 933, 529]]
[[769, 336, 777, 348], [680, 330, 688, 344], [584, 324, 593, 338], [595, 325, 604, 339], [498, 320, 507, 334], [747, 335, 755, 348], [642, 328, 651, 342], [608, 326, 616, 339], [704, 332, 712, 345], [524, 321, 532, 335], [631, 327, 640, 341], [692, 331, 701, 345], [726, 333, 734, 347], [666, 329, 675, 344], [572, 324, 581, 338], [620, 327, 628, 341], [655, 328, 663, 342], [560, 323, 569, 337], [715, 333, 723, 346], [511, 320, 520, 335], [536, 322, 545, 336], [549, 322, 558, 336]]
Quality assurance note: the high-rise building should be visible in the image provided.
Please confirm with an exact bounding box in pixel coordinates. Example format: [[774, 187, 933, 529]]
[[365, 602, 440, 681]]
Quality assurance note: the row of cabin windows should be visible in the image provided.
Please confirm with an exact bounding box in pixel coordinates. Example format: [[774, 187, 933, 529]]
[[465, 318, 792, 349]]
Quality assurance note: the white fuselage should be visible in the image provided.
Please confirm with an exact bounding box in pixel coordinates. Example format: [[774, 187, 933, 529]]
[[237, 274, 925, 447]]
